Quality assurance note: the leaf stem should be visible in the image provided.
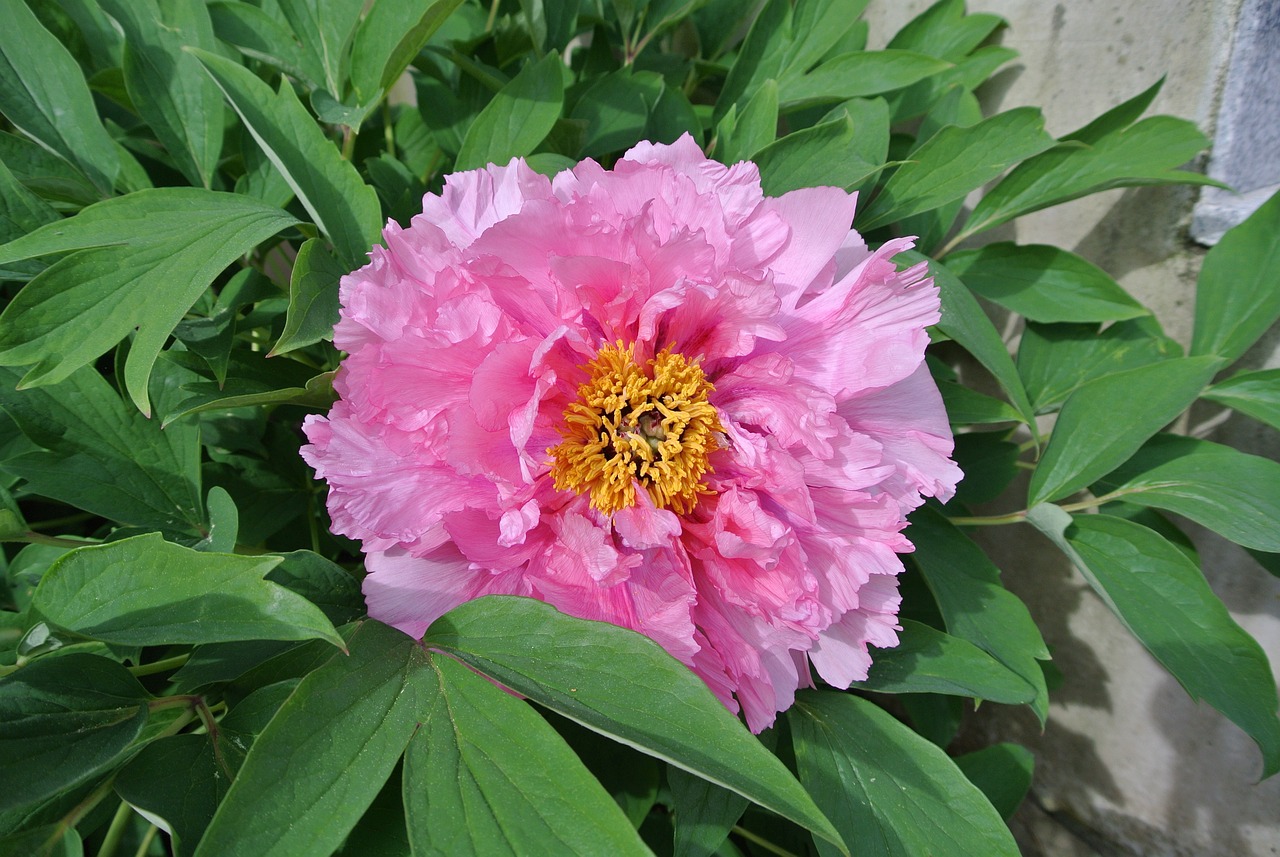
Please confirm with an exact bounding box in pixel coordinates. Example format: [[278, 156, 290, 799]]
[[97, 802, 134, 857], [46, 775, 117, 853], [485, 0, 500, 32], [129, 653, 190, 678], [731, 825, 802, 857], [947, 510, 1028, 526], [132, 825, 159, 857], [3, 531, 95, 549]]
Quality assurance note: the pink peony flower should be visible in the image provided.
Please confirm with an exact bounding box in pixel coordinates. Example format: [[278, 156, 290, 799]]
[[301, 135, 961, 732]]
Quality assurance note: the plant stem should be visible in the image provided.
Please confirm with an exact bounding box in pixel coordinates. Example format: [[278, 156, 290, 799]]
[[46, 776, 117, 853], [133, 825, 159, 857], [731, 826, 802, 857], [947, 510, 1028, 526], [129, 653, 190, 678], [485, 0, 500, 32], [97, 802, 134, 857]]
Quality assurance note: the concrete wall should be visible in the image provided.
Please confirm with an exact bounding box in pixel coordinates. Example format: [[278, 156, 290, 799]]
[[863, 2, 1280, 855]]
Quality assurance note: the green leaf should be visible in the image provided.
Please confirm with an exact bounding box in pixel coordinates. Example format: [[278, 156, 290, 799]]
[[0, 159, 57, 280], [271, 238, 343, 355], [402, 653, 647, 856], [790, 691, 1019, 857], [954, 743, 1034, 820], [163, 369, 335, 428], [850, 619, 1036, 703], [1093, 434, 1280, 552], [946, 242, 1147, 323], [857, 108, 1053, 230], [910, 507, 1050, 721], [899, 251, 1037, 430], [0, 365, 203, 535], [266, 551, 365, 626], [1016, 317, 1182, 412], [0, 187, 298, 415], [0, 1, 119, 195], [1027, 356, 1221, 506], [97, 0, 223, 188], [1202, 368, 1280, 432], [950, 431, 1020, 506], [963, 115, 1218, 238], [713, 0, 789, 120], [274, 0, 364, 97], [455, 52, 565, 171], [426, 596, 846, 853], [779, 50, 951, 111], [115, 735, 236, 855], [32, 533, 343, 649], [1027, 506, 1280, 778], [888, 1, 1004, 62], [1190, 189, 1280, 363], [938, 381, 1022, 425], [668, 764, 747, 857], [0, 653, 148, 811], [207, 0, 321, 89], [191, 48, 382, 269], [195, 621, 431, 857], [753, 112, 881, 196], [571, 69, 656, 159], [350, 0, 464, 106]]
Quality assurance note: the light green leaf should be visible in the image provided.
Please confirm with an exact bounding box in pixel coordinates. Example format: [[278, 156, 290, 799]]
[[191, 48, 382, 269], [851, 620, 1036, 703], [455, 52, 565, 171], [888, 0, 1004, 62], [32, 533, 343, 649], [790, 691, 1019, 857], [271, 238, 343, 355], [195, 621, 430, 857], [163, 369, 335, 428], [713, 0, 789, 120], [0, 187, 298, 415], [938, 381, 1023, 425], [0, 365, 203, 535], [350, 0, 465, 105], [857, 107, 1053, 230], [779, 50, 951, 112], [947, 242, 1147, 323], [1094, 434, 1280, 552], [0, 653, 148, 812], [754, 112, 881, 195], [1027, 505, 1280, 778], [909, 508, 1051, 722], [1202, 368, 1280, 432], [98, 0, 223, 188], [1190, 189, 1280, 363], [0, 0, 119, 195], [403, 653, 647, 856], [426, 596, 846, 853], [1027, 356, 1221, 506]]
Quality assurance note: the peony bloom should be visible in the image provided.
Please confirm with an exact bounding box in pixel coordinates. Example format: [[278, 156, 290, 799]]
[[301, 135, 960, 732]]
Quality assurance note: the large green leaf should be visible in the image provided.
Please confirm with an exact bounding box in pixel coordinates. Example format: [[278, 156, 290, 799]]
[[0, 0, 119, 195], [947, 242, 1146, 323], [115, 735, 237, 855], [887, 0, 1004, 62], [0, 365, 202, 535], [270, 238, 344, 356], [207, 0, 322, 88], [455, 52, 565, 171], [1202, 369, 1280, 432], [31, 534, 343, 649], [754, 112, 881, 195], [195, 621, 431, 857], [191, 48, 382, 269], [668, 764, 748, 857], [953, 743, 1034, 821], [851, 619, 1036, 703], [1190, 189, 1280, 363], [716, 79, 778, 165], [1027, 356, 1221, 506], [779, 50, 951, 111], [0, 654, 148, 811], [0, 159, 57, 280], [857, 108, 1053, 230], [1094, 434, 1280, 552], [1027, 506, 1280, 778], [910, 508, 1050, 721], [402, 652, 647, 856], [98, 0, 223, 188], [349, 0, 464, 105], [426, 596, 846, 853], [273, 0, 364, 97], [790, 691, 1019, 857], [0, 188, 298, 415]]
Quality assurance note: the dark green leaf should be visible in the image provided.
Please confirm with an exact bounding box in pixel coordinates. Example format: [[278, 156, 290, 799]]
[[1190, 189, 1280, 363], [950, 431, 1020, 506], [426, 596, 846, 852], [1027, 356, 1221, 506], [163, 369, 335, 428], [888, 1, 1004, 62], [266, 551, 365, 626], [850, 619, 1035, 703], [274, 0, 364, 96], [191, 48, 382, 269], [32, 533, 343, 648], [195, 621, 430, 857], [0, 188, 299, 415], [1094, 434, 1280, 552], [1202, 369, 1280, 432], [0, 131, 99, 209], [402, 653, 647, 856], [271, 238, 343, 355], [0, 654, 148, 811], [0, 160, 57, 280], [780, 50, 951, 111], [455, 52, 565, 171], [910, 507, 1050, 721], [713, 0, 788, 120], [954, 743, 1034, 820], [571, 69, 655, 158], [207, 0, 321, 88], [115, 735, 236, 855], [0, 365, 203, 535], [350, 0, 465, 105], [938, 382, 1022, 425], [754, 112, 881, 196], [0, 1, 119, 195], [947, 242, 1147, 323], [790, 690, 1019, 857], [668, 764, 747, 857], [1027, 506, 1280, 778], [857, 108, 1053, 230]]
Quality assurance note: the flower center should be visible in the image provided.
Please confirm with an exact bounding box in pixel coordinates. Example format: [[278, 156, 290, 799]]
[[550, 341, 722, 516]]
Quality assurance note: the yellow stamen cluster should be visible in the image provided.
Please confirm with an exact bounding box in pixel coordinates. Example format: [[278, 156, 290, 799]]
[[550, 342, 722, 516]]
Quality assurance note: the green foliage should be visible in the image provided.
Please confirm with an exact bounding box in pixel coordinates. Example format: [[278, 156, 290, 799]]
[[0, 0, 1275, 854]]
